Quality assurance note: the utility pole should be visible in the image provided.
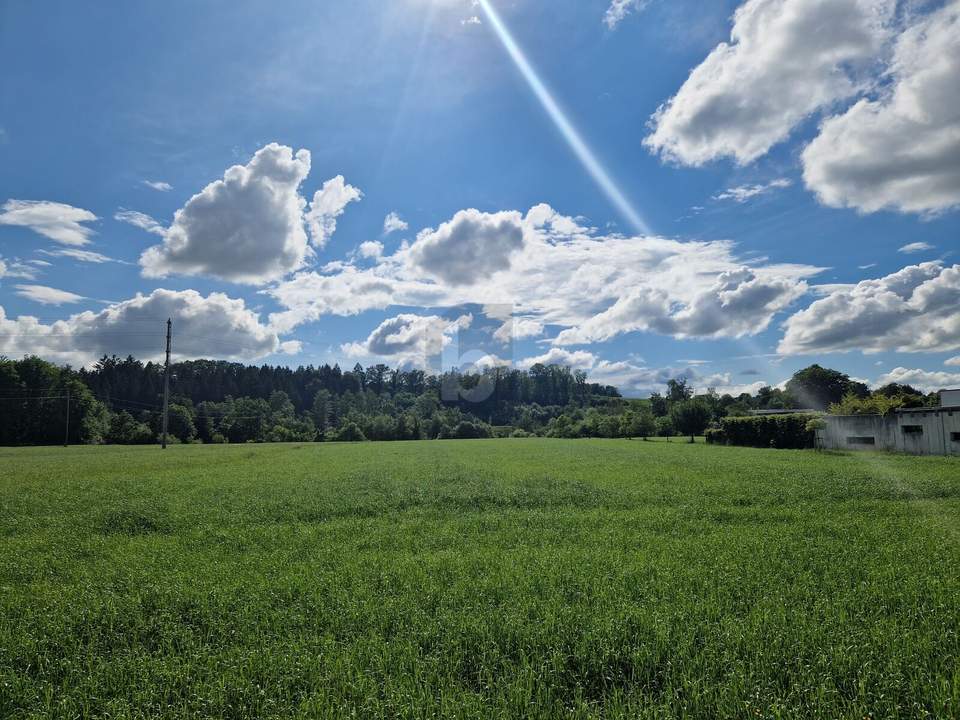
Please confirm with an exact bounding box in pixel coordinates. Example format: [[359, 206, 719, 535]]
[[162, 318, 171, 449], [64, 389, 70, 447]]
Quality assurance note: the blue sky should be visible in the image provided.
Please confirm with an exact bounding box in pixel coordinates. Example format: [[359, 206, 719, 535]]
[[1, 0, 958, 396]]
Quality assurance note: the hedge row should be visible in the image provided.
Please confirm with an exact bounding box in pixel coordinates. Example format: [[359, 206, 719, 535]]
[[713, 414, 819, 449]]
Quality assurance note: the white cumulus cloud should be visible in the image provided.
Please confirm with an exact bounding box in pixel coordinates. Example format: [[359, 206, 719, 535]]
[[383, 211, 409, 234], [267, 204, 822, 347], [604, 0, 649, 29], [493, 317, 544, 345], [0, 289, 285, 367], [142, 180, 173, 192], [267, 266, 404, 333], [644, 0, 895, 166], [0, 199, 98, 246], [305, 175, 362, 249], [779, 262, 960, 354], [589, 359, 767, 397], [341, 312, 468, 369], [517, 348, 597, 371], [357, 240, 384, 260], [802, 1, 960, 215], [512, 349, 766, 398], [554, 267, 807, 346], [406, 208, 525, 286], [140, 143, 313, 284], [874, 367, 960, 393]]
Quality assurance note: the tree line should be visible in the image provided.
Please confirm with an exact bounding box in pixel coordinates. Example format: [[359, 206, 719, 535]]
[[0, 355, 941, 446]]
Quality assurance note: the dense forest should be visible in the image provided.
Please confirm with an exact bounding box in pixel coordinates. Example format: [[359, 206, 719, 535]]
[[0, 355, 940, 446]]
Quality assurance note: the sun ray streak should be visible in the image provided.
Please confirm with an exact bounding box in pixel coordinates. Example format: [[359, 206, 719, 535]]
[[477, 0, 652, 235]]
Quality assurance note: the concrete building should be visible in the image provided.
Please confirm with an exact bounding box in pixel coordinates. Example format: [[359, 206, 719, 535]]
[[817, 389, 960, 455], [942, 388, 960, 407]]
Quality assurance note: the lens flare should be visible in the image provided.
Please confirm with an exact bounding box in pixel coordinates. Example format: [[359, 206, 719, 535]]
[[476, 0, 651, 235]]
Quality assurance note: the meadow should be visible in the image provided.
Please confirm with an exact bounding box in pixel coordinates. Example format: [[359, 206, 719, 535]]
[[1, 439, 958, 719]]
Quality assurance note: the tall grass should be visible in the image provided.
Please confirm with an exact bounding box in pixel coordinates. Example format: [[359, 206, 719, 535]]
[[1, 440, 958, 718]]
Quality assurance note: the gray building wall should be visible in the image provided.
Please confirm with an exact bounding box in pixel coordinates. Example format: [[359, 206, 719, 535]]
[[818, 407, 960, 455], [940, 389, 960, 407]]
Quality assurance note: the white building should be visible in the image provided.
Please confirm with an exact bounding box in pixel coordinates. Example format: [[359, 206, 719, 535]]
[[817, 389, 960, 455]]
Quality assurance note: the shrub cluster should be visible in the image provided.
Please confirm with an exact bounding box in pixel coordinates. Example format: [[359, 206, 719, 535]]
[[828, 390, 926, 416], [438, 421, 492, 440], [704, 427, 726, 445], [714, 414, 819, 449]]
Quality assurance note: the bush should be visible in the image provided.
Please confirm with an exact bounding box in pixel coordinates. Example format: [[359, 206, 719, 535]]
[[107, 411, 154, 445], [365, 414, 398, 441], [329, 422, 366, 442], [265, 419, 317, 443], [545, 414, 581, 439], [805, 417, 826, 432], [805, 417, 826, 449], [670, 399, 712, 442], [167, 404, 196, 443], [445, 421, 493, 440], [620, 408, 656, 439], [829, 392, 906, 417], [655, 416, 675, 437], [719, 414, 819, 449], [704, 427, 726, 445]]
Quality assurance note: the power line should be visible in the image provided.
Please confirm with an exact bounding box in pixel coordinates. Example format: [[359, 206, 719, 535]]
[[0, 395, 70, 400], [0, 397, 288, 421], [0, 393, 69, 398], [0, 386, 58, 393], [0, 391, 161, 407], [91, 394, 162, 409], [0, 332, 165, 338], [0, 316, 176, 323]]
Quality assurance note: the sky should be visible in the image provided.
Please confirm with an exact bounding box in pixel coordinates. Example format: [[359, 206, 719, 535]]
[[0, 0, 958, 397]]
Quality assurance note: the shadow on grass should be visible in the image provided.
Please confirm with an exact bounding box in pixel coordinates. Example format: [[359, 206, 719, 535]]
[[98, 503, 173, 536]]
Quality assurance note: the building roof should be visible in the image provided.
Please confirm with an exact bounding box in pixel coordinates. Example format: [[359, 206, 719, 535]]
[[750, 409, 820, 415], [826, 406, 960, 418], [896, 405, 960, 414]]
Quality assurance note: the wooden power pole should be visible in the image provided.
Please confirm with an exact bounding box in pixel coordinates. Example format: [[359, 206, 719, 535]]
[[161, 318, 171, 449], [64, 389, 70, 447]]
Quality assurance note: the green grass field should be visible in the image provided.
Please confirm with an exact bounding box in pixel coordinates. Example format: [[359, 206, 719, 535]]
[[2, 440, 959, 719]]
